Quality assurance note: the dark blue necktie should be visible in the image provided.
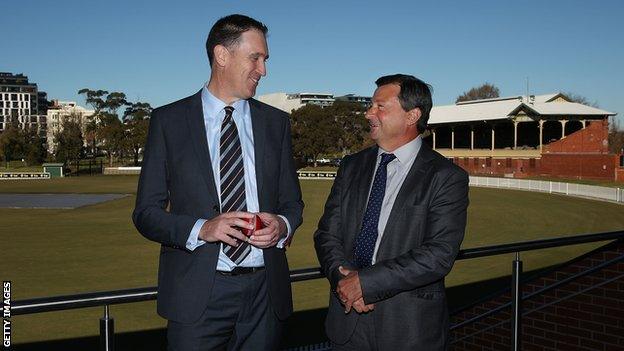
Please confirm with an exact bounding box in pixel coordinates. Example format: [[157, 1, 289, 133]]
[[354, 153, 396, 268]]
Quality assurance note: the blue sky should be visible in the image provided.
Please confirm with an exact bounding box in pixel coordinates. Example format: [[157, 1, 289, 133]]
[[5, 0, 623, 124]]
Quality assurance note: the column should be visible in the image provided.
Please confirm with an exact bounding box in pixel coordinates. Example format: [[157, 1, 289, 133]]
[[581, 120, 586, 128], [539, 120, 544, 152], [560, 119, 567, 139], [491, 124, 495, 151], [451, 127, 455, 150], [513, 121, 519, 150], [470, 126, 474, 150], [432, 129, 436, 150]]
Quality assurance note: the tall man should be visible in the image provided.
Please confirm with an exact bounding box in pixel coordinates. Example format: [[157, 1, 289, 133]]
[[133, 14, 304, 350], [314, 74, 469, 350]]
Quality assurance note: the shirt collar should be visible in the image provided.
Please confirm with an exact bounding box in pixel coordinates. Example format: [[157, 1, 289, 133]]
[[201, 84, 248, 121], [378, 135, 423, 165]]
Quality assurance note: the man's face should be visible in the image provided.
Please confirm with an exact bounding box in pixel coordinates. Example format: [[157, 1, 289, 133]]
[[222, 29, 269, 100], [366, 84, 418, 151]]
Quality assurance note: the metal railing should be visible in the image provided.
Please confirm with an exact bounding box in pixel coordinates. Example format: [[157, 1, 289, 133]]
[[12, 230, 624, 351]]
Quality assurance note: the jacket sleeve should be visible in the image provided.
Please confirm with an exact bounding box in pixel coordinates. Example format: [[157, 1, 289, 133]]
[[358, 168, 469, 304], [314, 157, 355, 290], [132, 109, 198, 249], [276, 118, 304, 234]]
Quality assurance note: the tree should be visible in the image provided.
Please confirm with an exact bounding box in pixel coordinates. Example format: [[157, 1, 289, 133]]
[[0, 123, 24, 168], [22, 125, 47, 166], [328, 101, 369, 154], [124, 102, 152, 165], [78, 88, 108, 154], [54, 113, 84, 164], [564, 92, 600, 108], [97, 112, 127, 166], [291, 104, 341, 167], [456, 83, 500, 103], [609, 119, 624, 155]]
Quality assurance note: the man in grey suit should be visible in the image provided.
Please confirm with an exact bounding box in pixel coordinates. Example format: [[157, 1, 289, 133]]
[[133, 14, 303, 350], [314, 74, 469, 350]]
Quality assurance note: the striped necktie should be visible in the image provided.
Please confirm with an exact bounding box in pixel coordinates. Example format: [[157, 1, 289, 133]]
[[219, 106, 251, 264]]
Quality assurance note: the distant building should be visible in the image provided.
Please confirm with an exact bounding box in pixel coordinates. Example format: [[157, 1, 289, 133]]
[[334, 94, 372, 108], [259, 92, 342, 113], [0, 72, 48, 136], [424, 93, 622, 181], [46, 100, 95, 154]]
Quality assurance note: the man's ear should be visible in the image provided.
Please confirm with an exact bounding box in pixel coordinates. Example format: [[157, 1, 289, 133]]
[[213, 45, 229, 67], [407, 108, 422, 126]]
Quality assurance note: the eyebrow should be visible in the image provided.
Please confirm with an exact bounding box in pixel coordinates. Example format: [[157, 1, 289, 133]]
[[250, 52, 269, 60]]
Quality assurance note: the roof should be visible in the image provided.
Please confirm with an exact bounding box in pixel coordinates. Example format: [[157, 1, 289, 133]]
[[429, 93, 616, 125]]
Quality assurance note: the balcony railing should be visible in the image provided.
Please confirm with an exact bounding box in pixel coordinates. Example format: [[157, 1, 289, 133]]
[[12, 230, 624, 351]]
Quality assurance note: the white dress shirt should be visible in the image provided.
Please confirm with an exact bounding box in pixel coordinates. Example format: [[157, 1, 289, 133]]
[[371, 136, 423, 264], [185, 85, 291, 270]]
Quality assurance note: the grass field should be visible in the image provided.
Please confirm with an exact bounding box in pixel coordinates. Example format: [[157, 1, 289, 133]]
[[2, 175, 624, 344]]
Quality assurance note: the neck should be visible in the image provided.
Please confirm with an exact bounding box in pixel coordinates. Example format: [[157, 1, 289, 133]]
[[207, 73, 239, 105]]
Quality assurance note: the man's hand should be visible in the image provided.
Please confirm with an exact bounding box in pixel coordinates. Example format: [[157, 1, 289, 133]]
[[198, 211, 255, 247], [337, 266, 374, 313], [249, 212, 286, 248]]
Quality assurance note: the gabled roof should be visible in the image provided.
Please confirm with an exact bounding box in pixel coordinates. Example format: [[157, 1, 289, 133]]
[[429, 93, 615, 125]]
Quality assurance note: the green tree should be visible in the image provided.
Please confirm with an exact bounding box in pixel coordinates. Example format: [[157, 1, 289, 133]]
[[97, 112, 128, 166], [291, 104, 340, 167], [78, 88, 108, 154], [456, 83, 500, 103], [329, 101, 369, 155], [123, 102, 152, 165], [0, 123, 24, 168], [54, 113, 84, 164], [23, 125, 47, 166]]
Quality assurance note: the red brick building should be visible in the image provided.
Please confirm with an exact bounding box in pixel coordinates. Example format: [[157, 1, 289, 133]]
[[423, 94, 623, 181]]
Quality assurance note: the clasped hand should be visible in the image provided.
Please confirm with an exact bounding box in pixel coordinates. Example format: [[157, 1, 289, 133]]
[[198, 211, 286, 249], [336, 266, 374, 314]]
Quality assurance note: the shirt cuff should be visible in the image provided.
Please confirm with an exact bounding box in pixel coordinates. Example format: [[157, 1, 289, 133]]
[[186, 219, 207, 251], [276, 215, 292, 249]]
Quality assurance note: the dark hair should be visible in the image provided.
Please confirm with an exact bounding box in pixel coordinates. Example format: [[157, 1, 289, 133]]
[[375, 74, 433, 133], [205, 14, 268, 66]]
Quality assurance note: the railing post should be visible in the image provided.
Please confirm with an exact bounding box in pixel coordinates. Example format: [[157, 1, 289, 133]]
[[511, 252, 522, 351], [100, 305, 114, 351]]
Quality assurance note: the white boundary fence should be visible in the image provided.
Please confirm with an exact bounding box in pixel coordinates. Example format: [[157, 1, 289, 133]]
[[469, 176, 624, 204], [298, 171, 624, 204]]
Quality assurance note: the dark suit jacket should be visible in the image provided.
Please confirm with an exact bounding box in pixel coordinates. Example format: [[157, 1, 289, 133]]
[[133, 91, 304, 324], [314, 142, 468, 349]]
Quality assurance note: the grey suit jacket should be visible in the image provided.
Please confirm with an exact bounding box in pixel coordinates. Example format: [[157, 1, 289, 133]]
[[133, 91, 304, 323], [314, 142, 468, 349]]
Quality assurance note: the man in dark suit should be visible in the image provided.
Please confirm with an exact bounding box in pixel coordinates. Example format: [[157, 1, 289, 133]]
[[133, 14, 303, 350], [314, 74, 469, 350]]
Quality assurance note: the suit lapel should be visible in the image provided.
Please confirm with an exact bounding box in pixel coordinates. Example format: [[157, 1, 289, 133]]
[[187, 90, 219, 206], [249, 99, 266, 202], [377, 142, 435, 249], [353, 147, 378, 237]]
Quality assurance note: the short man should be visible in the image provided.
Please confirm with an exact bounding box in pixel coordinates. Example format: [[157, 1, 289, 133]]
[[314, 74, 469, 350], [133, 14, 303, 350]]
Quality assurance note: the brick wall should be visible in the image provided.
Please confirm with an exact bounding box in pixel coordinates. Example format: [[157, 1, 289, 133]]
[[451, 240, 624, 350], [544, 120, 610, 154]]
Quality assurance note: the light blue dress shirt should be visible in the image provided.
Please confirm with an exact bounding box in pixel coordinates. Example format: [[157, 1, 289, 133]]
[[185, 85, 291, 270]]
